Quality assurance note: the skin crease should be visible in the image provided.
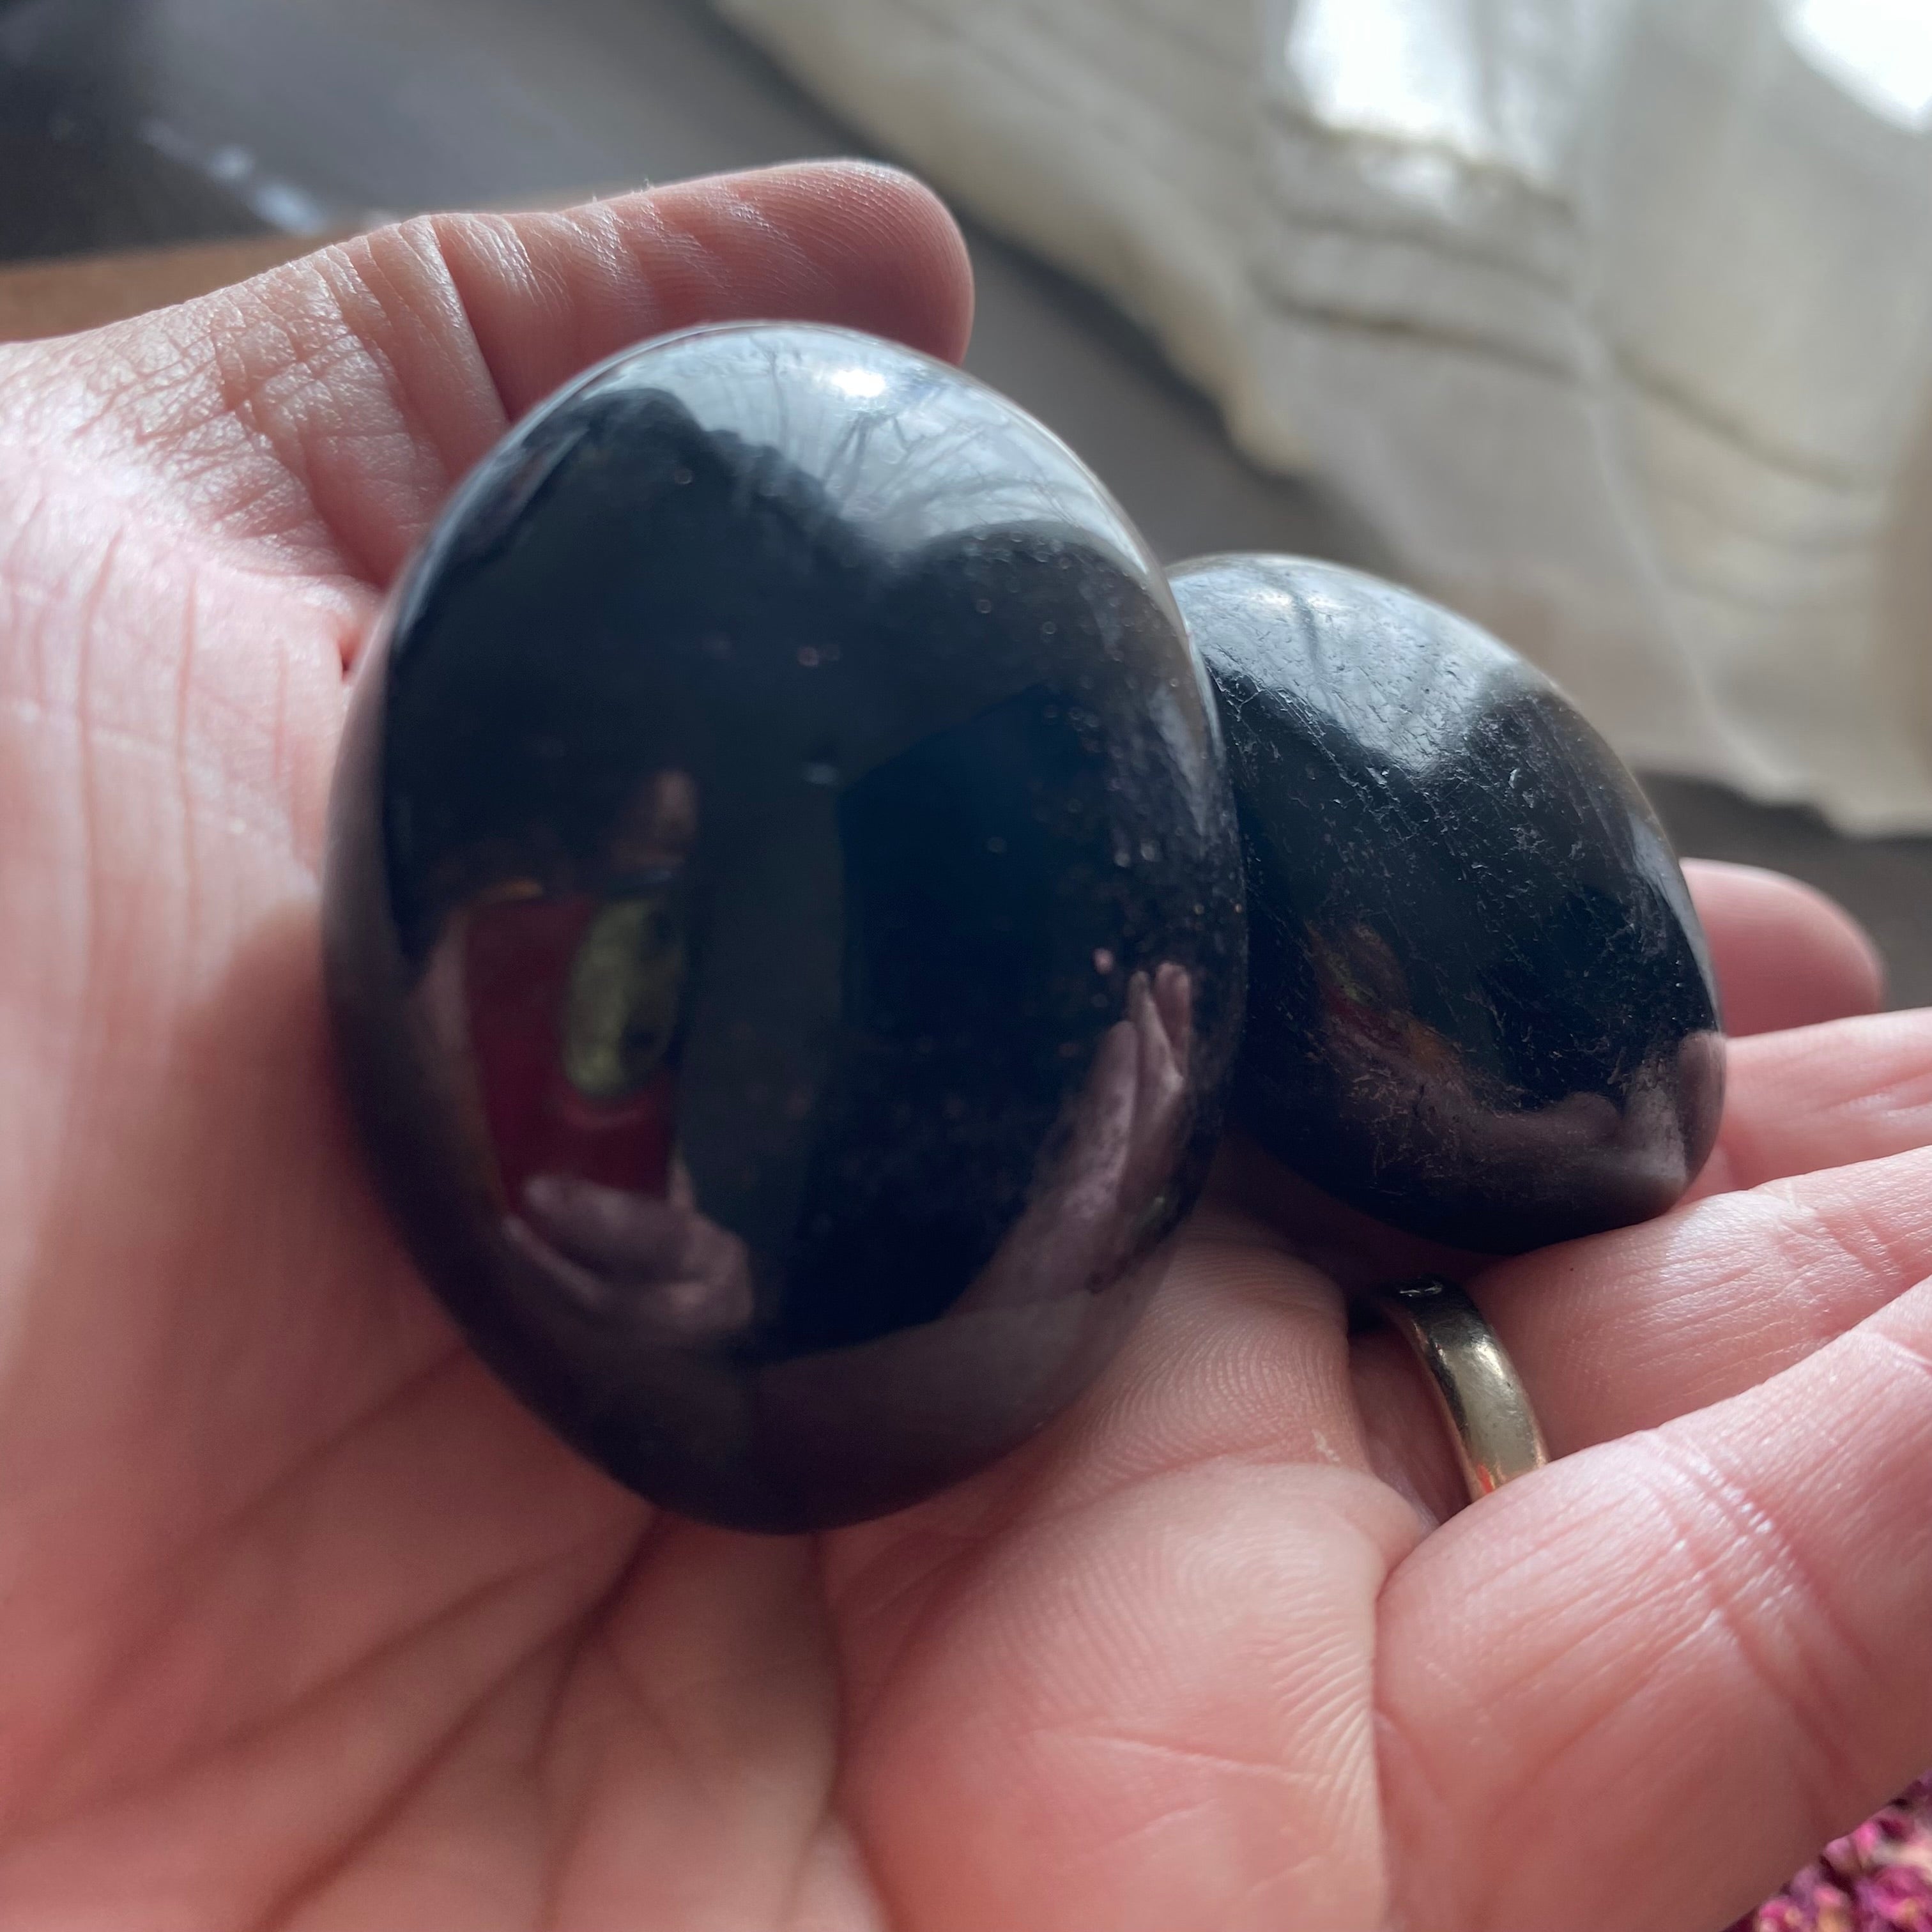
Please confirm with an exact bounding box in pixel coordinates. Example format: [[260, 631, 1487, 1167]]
[[0, 158, 1924, 1931]]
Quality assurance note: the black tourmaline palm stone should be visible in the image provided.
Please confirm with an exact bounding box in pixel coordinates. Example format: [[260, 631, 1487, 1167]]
[[324, 324, 1245, 1531], [1171, 554, 1722, 1255]]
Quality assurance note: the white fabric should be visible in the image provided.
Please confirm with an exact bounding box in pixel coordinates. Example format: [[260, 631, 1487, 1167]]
[[712, 0, 1932, 831]]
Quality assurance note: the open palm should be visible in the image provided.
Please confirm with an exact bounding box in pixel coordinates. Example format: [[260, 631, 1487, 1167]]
[[0, 162, 1927, 1932]]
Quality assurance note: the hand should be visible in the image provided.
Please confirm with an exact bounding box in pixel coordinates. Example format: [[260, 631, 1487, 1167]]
[[0, 161, 1920, 1932]]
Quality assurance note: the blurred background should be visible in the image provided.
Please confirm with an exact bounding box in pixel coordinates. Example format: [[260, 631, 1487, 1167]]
[[4, 0, 1932, 997]]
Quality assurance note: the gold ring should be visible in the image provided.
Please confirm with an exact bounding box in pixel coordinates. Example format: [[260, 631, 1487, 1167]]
[[1369, 1276, 1549, 1503]]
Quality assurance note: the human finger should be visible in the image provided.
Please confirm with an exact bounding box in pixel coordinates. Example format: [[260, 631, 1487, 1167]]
[[1696, 1008, 1932, 1196], [11, 161, 973, 595], [1491, 1142, 1932, 1446], [825, 1217, 1420, 1932], [1684, 858, 1884, 1037], [1357, 1134, 1932, 1527], [1377, 1271, 1932, 1932]]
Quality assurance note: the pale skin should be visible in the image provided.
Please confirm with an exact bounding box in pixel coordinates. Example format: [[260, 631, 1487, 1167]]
[[0, 158, 1924, 1932]]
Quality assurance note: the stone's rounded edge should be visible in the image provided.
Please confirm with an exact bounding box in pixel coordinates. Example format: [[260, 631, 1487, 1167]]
[[321, 322, 1247, 1531], [1170, 551, 1724, 1258]]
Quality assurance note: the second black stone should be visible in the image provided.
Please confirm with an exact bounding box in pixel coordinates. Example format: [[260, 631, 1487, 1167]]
[[1172, 553, 1724, 1255]]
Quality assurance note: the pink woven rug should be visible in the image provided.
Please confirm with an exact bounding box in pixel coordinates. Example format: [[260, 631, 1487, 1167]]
[[1734, 1776, 1932, 1929]]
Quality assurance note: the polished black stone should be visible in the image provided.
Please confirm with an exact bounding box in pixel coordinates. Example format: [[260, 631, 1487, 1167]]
[[1171, 554, 1723, 1254], [324, 323, 1245, 1531]]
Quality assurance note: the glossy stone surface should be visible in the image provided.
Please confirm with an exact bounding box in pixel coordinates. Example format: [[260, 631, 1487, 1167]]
[[325, 323, 1245, 1532], [1172, 554, 1722, 1254]]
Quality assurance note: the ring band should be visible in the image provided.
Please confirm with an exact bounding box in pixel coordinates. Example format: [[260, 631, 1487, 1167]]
[[1369, 1276, 1549, 1503]]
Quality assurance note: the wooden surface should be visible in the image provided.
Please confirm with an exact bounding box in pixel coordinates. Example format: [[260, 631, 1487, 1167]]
[[0, 228, 338, 338], [3, 0, 1930, 1000]]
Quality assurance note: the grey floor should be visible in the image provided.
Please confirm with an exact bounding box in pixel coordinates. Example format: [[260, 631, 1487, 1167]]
[[5, 0, 1932, 1002]]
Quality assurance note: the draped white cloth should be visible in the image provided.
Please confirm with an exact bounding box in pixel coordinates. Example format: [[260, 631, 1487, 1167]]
[[714, 0, 1932, 831]]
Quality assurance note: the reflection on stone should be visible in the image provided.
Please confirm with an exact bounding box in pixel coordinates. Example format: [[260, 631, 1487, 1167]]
[[510, 1169, 755, 1340], [424, 764, 742, 1331], [962, 962, 1194, 1311], [459, 894, 679, 1203], [736, 962, 1195, 1526], [562, 897, 684, 1101], [561, 768, 696, 1103]]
